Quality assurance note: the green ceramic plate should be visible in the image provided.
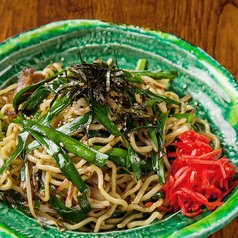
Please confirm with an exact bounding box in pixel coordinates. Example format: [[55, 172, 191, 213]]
[[0, 19, 238, 238]]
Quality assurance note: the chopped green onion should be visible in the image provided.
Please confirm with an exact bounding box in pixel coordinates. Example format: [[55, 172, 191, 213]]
[[6, 190, 30, 216], [49, 196, 88, 224], [136, 59, 147, 70], [77, 194, 91, 213], [144, 98, 163, 109], [172, 113, 194, 123], [128, 70, 179, 80], [13, 70, 64, 113], [130, 85, 181, 106], [25, 127, 88, 194], [0, 130, 29, 176]]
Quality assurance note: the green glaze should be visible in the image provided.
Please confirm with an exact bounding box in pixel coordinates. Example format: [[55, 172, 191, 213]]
[[0, 19, 238, 238]]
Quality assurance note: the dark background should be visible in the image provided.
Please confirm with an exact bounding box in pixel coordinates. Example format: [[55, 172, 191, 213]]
[[0, 0, 238, 237]]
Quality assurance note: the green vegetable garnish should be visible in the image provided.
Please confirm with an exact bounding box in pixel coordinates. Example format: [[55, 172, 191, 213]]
[[7, 54, 179, 183], [0, 55, 181, 224], [49, 196, 88, 224], [172, 113, 194, 123]]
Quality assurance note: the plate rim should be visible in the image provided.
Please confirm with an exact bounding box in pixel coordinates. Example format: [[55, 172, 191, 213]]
[[0, 19, 237, 238]]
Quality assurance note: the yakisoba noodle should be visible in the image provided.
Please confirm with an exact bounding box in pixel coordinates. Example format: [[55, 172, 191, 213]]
[[0, 60, 221, 232]]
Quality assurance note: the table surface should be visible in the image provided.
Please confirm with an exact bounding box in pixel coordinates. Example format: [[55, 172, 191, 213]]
[[0, 0, 237, 237]]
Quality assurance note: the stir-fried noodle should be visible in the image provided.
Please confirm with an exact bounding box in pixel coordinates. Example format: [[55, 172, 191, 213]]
[[0, 60, 225, 232]]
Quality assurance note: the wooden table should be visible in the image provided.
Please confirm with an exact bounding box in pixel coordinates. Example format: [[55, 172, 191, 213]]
[[0, 0, 237, 237]]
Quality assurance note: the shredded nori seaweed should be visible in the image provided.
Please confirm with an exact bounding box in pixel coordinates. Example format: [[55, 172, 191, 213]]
[[52, 52, 152, 131]]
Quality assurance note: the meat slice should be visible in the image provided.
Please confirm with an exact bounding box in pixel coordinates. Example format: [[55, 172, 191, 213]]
[[7, 68, 45, 104], [5, 68, 45, 118], [85, 172, 106, 201]]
